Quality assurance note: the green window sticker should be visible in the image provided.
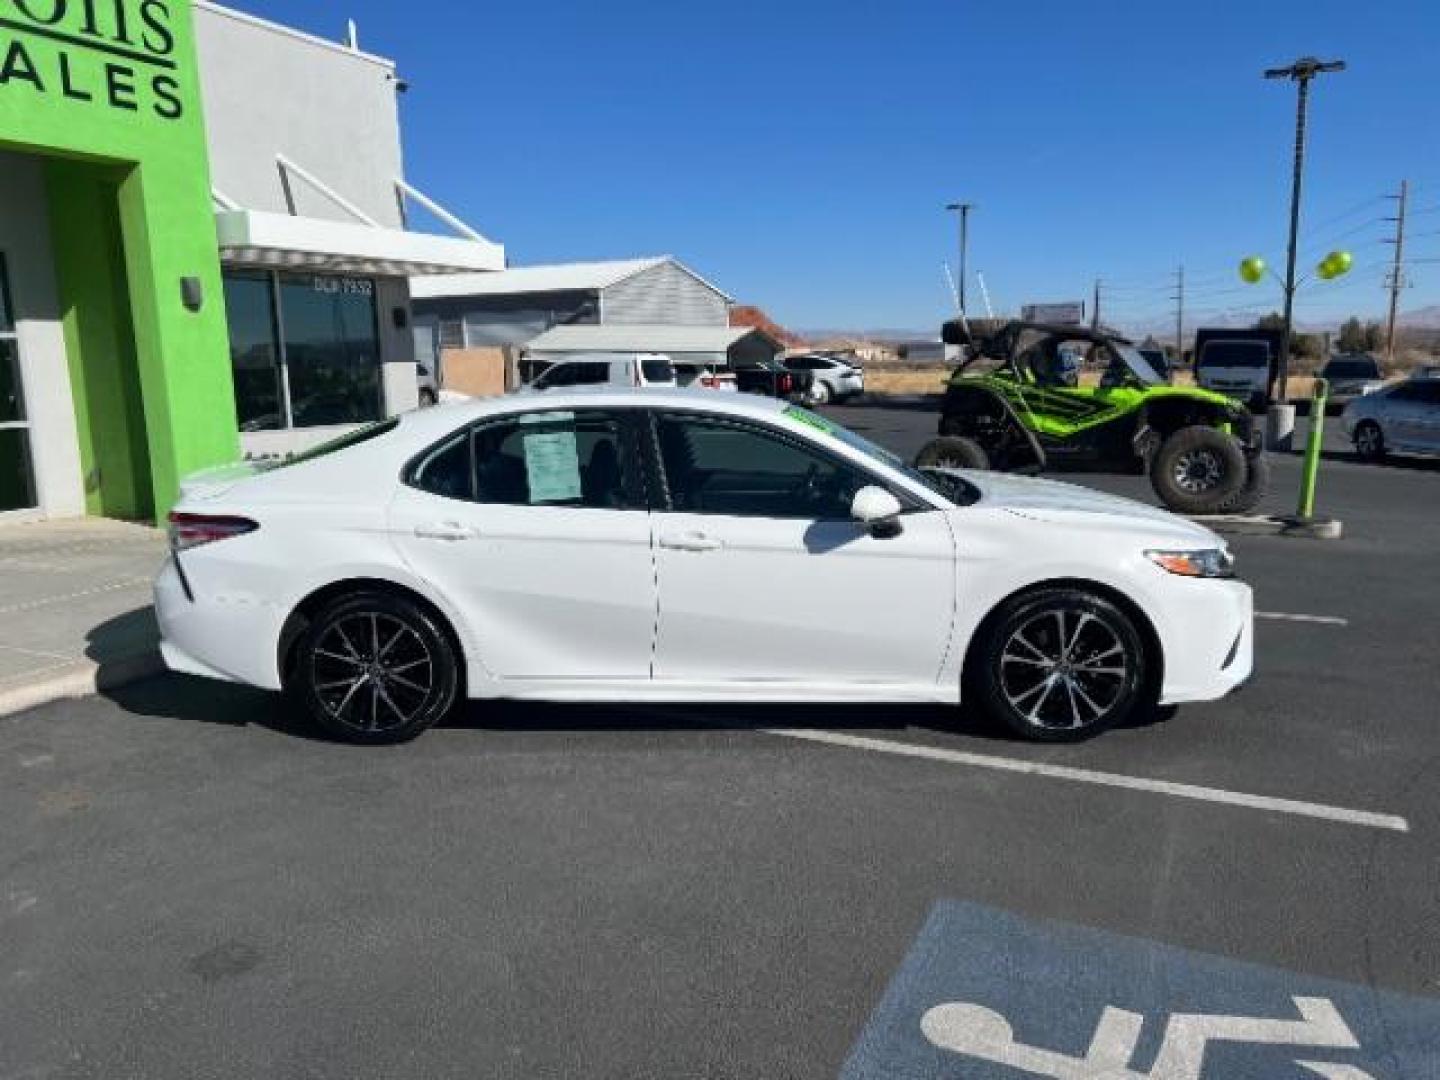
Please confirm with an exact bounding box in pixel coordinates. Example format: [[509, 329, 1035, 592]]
[[783, 405, 836, 434]]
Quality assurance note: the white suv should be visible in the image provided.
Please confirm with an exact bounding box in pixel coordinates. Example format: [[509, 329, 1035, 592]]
[[528, 353, 677, 391]]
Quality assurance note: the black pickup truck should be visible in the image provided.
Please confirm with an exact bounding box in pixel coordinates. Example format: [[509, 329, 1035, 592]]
[[732, 358, 811, 401]]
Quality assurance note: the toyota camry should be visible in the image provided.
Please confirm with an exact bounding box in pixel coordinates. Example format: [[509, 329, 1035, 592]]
[[156, 390, 1252, 744]]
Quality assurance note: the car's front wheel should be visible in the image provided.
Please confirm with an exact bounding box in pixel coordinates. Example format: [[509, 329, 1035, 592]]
[[915, 435, 990, 471], [809, 380, 831, 405], [972, 588, 1149, 742], [293, 591, 459, 744], [1354, 420, 1386, 462]]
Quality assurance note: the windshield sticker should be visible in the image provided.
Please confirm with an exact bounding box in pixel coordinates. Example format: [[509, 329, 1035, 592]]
[[784, 406, 835, 434], [523, 429, 582, 503]]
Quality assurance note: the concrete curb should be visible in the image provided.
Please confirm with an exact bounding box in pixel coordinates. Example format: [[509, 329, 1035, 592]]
[[0, 650, 165, 718], [1193, 514, 1344, 540]]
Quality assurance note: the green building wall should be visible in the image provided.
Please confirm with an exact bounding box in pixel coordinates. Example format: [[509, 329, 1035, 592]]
[[0, 0, 238, 519]]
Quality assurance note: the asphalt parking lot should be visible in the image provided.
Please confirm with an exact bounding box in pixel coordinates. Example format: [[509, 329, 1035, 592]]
[[2, 402, 1438, 1079]]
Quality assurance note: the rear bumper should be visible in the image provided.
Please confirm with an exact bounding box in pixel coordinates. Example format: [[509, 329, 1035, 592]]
[[154, 556, 287, 690]]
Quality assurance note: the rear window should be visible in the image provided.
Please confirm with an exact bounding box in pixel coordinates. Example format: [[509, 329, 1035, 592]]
[[1199, 342, 1269, 369], [1324, 358, 1380, 378], [642, 358, 675, 382]]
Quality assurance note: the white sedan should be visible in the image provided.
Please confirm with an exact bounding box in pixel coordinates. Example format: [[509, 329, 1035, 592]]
[[156, 390, 1252, 744]]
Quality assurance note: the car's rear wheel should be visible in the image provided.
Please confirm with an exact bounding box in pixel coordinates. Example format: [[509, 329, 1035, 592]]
[[972, 588, 1148, 742], [294, 591, 459, 744], [915, 435, 990, 471], [1149, 426, 1247, 514], [1354, 420, 1386, 462]]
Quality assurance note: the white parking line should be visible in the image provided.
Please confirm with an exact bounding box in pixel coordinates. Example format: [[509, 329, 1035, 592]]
[[1256, 611, 1349, 627], [763, 728, 1409, 833]]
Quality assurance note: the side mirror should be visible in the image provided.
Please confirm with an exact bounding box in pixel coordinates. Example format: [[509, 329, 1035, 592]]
[[851, 485, 903, 538]]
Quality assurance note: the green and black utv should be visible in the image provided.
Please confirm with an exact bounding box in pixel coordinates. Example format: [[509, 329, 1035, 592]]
[[914, 319, 1267, 515]]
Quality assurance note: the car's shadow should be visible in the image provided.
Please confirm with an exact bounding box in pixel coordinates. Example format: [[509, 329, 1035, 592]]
[[102, 670, 1172, 746]]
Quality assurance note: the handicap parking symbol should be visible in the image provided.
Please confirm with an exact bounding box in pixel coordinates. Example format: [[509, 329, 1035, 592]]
[[841, 902, 1440, 1079]]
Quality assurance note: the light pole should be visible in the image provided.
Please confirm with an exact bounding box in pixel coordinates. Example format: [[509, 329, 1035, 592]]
[[1263, 56, 1345, 448], [945, 202, 974, 316]]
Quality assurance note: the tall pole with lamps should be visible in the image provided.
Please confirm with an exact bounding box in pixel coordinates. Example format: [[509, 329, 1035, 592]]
[[1262, 56, 1345, 449], [945, 202, 974, 316]]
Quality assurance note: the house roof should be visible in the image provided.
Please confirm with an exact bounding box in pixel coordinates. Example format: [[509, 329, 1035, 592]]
[[523, 323, 780, 356], [411, 257, 668, 300], [410, 255, 734, 303]]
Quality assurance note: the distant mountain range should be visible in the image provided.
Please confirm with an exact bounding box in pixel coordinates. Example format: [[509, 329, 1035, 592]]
[[797, 305, 1440, 346]]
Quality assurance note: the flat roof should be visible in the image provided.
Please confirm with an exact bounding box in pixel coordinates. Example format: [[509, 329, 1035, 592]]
[[195, 1, 396, 70]]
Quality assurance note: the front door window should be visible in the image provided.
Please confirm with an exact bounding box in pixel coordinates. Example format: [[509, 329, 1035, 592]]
[[0, 254, 37, 512]]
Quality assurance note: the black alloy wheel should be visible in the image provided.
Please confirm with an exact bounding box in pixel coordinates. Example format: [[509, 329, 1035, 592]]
[[295, 591, 459, 744]]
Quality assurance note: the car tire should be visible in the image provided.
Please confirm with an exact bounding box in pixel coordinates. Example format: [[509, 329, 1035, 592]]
[[810, 381, 831, 406], [1354, 420, 1386, 462], [418, 387, 438, 408], [914, 435, 990, 471], [1149, 426, 1247, 514], [293, 590, 459, 745], [1213, 450, 1270, 515], [972, 587, 1148, 742]]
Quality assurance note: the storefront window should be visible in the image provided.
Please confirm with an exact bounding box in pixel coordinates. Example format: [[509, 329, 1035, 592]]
[[0, 254, 38, 512], [278, 274, 382, 428], [223, 272, 284, 431], [222, 270, 383, 430]]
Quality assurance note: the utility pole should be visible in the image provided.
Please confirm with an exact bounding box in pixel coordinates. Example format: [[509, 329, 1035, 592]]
[[1382, 179, 1409, 367], [945, 202, 974, 315], [1263, 56, 1346, 414], [1172, 265, 1185, 366], [1091, 278, 1101, 331]]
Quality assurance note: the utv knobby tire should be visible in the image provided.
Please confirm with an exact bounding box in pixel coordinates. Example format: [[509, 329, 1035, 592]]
[[1149, 426, 1247, 515], [1214, 451, 1270, 515], [915, 436, 990, 471]]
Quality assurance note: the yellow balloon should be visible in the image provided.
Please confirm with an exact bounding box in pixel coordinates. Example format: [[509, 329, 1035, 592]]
[[1239, 256, 1266, 284]]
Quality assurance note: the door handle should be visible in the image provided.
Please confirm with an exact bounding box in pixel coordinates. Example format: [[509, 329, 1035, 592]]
[[659, 531, 722, 552], [414, 521, 477, 542]]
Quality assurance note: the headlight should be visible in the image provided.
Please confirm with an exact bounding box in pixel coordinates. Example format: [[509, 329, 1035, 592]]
[[1146, 548, 1235, 579]]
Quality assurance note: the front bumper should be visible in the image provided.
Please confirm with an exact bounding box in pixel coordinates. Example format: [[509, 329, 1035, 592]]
[[1156, 579, 1253, 705]]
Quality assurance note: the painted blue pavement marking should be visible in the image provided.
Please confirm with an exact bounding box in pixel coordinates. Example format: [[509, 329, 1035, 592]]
[[841, 902, 1440, 1079]]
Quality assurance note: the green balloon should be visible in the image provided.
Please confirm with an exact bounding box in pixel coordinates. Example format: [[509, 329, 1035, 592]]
[[1239, 256, 1266, 284], [1328, 250, 1353, 275]]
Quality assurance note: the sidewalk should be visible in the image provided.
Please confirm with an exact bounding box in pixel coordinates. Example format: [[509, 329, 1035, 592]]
[[0, 517, 168, 715]]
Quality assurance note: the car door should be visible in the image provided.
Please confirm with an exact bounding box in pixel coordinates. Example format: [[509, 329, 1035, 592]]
[[647, 409, 957, 688], [1383, 384, 1428, 448], [1409, 382, 1440, 451], [389, 407, 656, 681]]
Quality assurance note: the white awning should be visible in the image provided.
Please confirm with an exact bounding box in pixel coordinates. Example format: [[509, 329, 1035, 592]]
[[216, 210, 505, 277], [523, 323, 778, 355]]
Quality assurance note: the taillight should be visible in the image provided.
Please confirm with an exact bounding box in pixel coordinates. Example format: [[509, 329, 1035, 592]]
[[779, 373, 793, 395], [700, 375, 717, 388], [168, 512, 258, 551]]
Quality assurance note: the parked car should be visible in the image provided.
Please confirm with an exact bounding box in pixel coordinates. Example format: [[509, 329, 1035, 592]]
[[1318, 354, 1385, 410], [1193, 330, 1281, 413], [1408, 364, 1440, 381], [783, 354, 865, 404], [673, 361, 738, 392], [1342, 378, 1440, 461], [526, 352, 676, 391], [417, 361, 439, 408], [733, 357, 807, 400], [157, 389, 1252, 746]]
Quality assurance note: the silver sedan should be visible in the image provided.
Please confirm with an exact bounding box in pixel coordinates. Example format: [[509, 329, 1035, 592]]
[[1342, 379, 1440, 461]]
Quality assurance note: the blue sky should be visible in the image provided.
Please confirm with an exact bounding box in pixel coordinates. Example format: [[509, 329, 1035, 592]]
[[234, 0, 1439, 334]]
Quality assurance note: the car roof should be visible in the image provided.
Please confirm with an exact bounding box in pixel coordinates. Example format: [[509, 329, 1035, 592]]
[[398, 387, 790, 440]]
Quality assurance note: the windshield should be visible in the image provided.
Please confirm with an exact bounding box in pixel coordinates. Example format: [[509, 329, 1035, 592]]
[[1112, 344, 1166, 386], [1199, 342, 1269, 370], [781, 405, 974, 505], [1325, 358, 1380, 378]]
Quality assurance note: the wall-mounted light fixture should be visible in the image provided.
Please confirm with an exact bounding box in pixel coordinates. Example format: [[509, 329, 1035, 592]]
[[180, 277, 204, 312]]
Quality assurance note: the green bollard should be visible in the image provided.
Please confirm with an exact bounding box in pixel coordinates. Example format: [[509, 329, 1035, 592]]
[[1296, 377, 1329, 520]]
